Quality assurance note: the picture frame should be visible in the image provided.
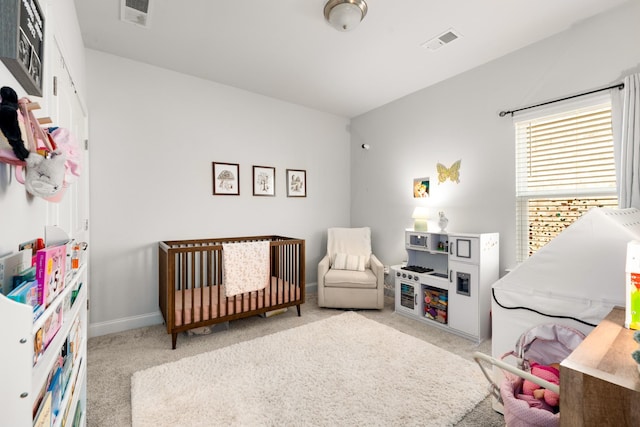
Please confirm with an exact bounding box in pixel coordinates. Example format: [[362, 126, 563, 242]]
[[253, 165, 276, 196], [212, 162, 240, 195], [286, 169, 306, 197], [413, 177, 430, 198]]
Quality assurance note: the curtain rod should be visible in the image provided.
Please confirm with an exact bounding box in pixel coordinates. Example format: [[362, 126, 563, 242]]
[[498, 82, 625, 117]]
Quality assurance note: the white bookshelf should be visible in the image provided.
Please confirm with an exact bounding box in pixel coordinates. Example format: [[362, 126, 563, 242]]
[[0, 264, 87, 426]]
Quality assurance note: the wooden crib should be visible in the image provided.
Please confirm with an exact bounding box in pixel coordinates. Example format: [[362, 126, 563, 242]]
[[159, 235, 305, 349]]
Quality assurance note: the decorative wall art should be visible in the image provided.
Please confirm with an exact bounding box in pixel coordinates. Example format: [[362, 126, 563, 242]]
[[413, 177, 430, 198], [253, 165, 275, 196], [0, 0, 45, 96], [286, 169, 306, 197], [212, 162, 240, 195], [436, 160, 461, 184]]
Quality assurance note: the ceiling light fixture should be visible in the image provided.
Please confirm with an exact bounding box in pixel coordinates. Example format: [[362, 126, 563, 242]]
[[324, 0, 368, 32]]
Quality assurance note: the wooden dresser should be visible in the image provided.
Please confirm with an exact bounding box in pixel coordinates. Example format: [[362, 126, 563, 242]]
[[560, 307, 640, 426]]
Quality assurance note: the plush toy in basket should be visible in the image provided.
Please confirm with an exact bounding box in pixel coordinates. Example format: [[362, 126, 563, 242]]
[[474, 323, 586, 427], [522, 362, 560, 412], [520, 362, 560, 410]]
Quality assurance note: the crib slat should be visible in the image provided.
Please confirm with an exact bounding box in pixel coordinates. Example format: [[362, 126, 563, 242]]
[[180, 252, 186, 328], [217, 249, 222, 317], [198, 249, 203, 324], [207, 250, 214, 319]]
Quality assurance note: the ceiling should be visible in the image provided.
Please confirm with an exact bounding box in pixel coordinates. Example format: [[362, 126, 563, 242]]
[[74, 0, 629, 118]]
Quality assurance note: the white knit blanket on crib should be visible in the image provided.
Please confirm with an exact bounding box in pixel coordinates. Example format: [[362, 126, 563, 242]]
[[222, 241, 270, 297]]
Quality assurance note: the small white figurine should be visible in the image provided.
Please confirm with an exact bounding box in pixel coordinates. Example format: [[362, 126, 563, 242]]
[[438, 211, 449, 232]]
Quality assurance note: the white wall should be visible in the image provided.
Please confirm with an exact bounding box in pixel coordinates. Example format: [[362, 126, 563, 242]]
[[85, 50, 351, 335], [350, 1, 640, 274]]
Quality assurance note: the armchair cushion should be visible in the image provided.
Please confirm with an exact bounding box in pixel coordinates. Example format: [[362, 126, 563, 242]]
[[323, 268, 377, 289], [327, 227, 372, 268], [333, 253, 366, 271]]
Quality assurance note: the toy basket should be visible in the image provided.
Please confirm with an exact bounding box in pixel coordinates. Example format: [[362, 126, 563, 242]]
[[473, 323, 586, 427]]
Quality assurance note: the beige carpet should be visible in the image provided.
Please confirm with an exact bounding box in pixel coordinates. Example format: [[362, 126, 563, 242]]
[[131, 312, 489, 426]]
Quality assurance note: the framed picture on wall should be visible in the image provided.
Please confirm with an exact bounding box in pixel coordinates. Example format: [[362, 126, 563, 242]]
[[286, 169, 306, 197], [253, 165, 275, 196], [413, 177, 430, 198], [212, 162, 240, 195]]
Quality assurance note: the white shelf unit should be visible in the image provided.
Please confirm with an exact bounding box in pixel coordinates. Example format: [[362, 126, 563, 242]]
[[0, 264, 87, 427], [394, 230, 499, 342]]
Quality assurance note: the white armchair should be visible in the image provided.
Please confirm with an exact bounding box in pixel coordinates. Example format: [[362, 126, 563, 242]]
[[317, 227, 384, 309]]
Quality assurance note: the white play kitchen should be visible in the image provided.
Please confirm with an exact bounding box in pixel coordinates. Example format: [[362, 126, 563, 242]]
[[392, 230, 499, 342]]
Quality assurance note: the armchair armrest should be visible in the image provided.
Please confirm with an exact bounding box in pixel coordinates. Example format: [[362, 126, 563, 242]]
[[370, 254, 384, 286], [318, 254, 330, 286]]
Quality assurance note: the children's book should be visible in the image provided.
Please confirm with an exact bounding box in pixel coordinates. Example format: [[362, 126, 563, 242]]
[[7, 278, 44, 323], [19, 237, 44, 252], [33, 325, 45, 366], [36, 245, 66, 307], [61, 356, 73, 397], [48, 366, 63, 419], [6, 279, 38, 305], [12, 265, 36, 289], [32, 391, 52, 427], [33, 303, 44, 322], [69, 316, 82, 361], [43, 303, 63, 349], [18, 237, 44, 265], [0, 249, 32, 295], [72, 401, 82, 427]]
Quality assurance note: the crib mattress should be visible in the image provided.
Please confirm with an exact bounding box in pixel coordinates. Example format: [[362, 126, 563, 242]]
[[173, 276, 300, 327]]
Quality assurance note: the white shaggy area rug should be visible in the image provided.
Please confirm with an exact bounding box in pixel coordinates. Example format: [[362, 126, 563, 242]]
[[131, 312, 489, 426]]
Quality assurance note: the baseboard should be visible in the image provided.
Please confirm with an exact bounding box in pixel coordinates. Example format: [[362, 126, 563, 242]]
[[88, 311, 163, 338], [306, 282, 317, 294]]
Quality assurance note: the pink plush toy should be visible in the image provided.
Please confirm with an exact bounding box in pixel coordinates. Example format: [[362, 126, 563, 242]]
[[522, 362, 560, 408]]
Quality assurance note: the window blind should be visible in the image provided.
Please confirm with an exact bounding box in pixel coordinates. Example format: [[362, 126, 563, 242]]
[[515, 101, 617, 260]]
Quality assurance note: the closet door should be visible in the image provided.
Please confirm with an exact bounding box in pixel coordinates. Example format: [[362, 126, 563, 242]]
[[46, 39, 89, 245]]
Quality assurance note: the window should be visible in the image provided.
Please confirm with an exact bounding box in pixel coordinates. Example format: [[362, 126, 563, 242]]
[[515, 96, 618, 261]]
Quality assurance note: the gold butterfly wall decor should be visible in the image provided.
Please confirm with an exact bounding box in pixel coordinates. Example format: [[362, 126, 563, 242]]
[[436, 160, 461, 184]]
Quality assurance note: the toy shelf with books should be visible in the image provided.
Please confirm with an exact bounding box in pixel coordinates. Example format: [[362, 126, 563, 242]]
[[0, 262, 87, 427]]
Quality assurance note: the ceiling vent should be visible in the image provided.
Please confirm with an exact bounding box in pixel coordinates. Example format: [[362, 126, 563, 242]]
[[120, 0, 152, 28], [421, 28, 462, 51]]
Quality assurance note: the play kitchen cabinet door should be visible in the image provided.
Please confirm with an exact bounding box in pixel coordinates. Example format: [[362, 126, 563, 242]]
[[448, 262, 480, 337], [395, 278, 422, 317], [448, 235, 479, 264]]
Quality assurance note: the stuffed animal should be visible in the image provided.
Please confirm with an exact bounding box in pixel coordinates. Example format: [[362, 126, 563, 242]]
[[0, 86, 30, 160], [522, 361, 560, 408], [23, 150, 67, 198], [0, 86, 68, 200]]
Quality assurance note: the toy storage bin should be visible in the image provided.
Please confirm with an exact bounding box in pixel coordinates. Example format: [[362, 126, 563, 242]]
[[423, 285, 448, 324]]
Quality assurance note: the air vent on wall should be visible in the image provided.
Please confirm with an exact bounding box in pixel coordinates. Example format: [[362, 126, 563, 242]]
[[120, 0, 152, 28], [421, 28, 462, 51]]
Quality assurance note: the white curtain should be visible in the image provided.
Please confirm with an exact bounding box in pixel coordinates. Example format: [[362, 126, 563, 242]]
[[613, 73, 640, 208], [611, 73, 640, 208]]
